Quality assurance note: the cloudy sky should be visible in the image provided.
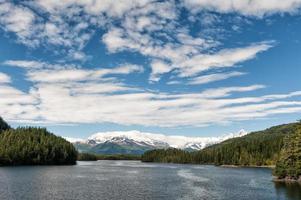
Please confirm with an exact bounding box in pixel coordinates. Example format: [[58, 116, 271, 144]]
[[0, 0, 301, 139]]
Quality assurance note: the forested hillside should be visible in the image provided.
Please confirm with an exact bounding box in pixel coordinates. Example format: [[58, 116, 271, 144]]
[[76, 141, 153, 155], [274, 124, 301, 181], [193, 123, 300, 166], [77, 153, 141, 161], [142, 148, 193, 163], [0, 117, 10, 132], [142, 122, 301, 167], [0, 118, 78, 165]]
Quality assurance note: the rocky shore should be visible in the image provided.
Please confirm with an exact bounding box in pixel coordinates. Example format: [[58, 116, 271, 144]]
[[273, 176, 301, 183], [221, 165, 275, 169]]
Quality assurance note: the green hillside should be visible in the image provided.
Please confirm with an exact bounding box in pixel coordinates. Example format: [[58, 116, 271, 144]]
[[75, 141, 154, 155], [0, 118, 78, 165], [77, 153, 141, 161], [0, 117, 10, 132], [142, 148, 193, 163], [274, 124, 301, 181], [142, 122, 301, 167], [194, 122, 300, 166]]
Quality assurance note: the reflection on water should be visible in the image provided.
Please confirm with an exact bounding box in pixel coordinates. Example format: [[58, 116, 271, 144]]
[[0, 161, 300, 200], [275, 181, 301, 200]]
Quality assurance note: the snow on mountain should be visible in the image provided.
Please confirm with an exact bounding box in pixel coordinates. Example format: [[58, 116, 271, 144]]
[[63, 137, 85, 143], [221, 129, 248, 141], [68, 129, 248, 151], [87, 131, 169, 148]]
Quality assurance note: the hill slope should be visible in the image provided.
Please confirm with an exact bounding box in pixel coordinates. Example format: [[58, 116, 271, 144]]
[[142, 122, 300, 166], [194, 122, 300, 166], [0, 118, 78, 165], [274, 124, 301, 181], [72, 130, 247, 155], [0, 117, 10, 132]]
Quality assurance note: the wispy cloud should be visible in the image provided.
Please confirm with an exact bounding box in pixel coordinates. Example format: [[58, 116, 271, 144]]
[[103, 22, 272, 80], [1, 62, 301, 127], [178, 42, 273, 77], [188, 71, 246, 85], [3, 60, 50, 69], [0, 1, 301, 129], [184, 0, 301, 17], [0, 2, 37, 46], [0, 73, 11, 83], [4, 60, 143, 83], [198, 85, 266, 98], [27, 65, 143, 83], [0, 0, 280, 76]]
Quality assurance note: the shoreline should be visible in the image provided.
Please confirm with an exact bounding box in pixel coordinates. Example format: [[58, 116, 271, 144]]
[[273, 176, 301, 183], [220, 164, 275, 169], [141, 160, 277, 169]]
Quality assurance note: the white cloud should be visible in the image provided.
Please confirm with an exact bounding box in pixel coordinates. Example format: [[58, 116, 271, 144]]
[[0, 1, 278, 77], [4, 60, 143, 83], [26, 64, 142, 83], [184, 0, 301, 17], [0, 85, 36, 104], [35, 0, 151, 17], [198, 85, 266, 98], [102, 18, 272, 80], [3, 60, 50, 69], [150, 60, 172, 82], [1, 1, 301, 128], [0, 1, 100, 60], [0, 2, 38, 46], [178, 42, 273, 77], [1, 68, 301, 127], [33, 0, 301, 19], [28, 69, 94, 83], [188, 71, 246, 85], [0, 0, 299, 64], [0, 73, 11, 83], [3, 58, 301, 127], [166, 80, 182, 85], [102, 28, 131, 53], [0, 85, 39, 121]]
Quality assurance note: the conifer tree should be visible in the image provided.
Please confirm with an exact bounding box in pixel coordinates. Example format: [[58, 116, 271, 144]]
[[0, 117, 78, 165], [0, 117, 10, 133], [274, 125, 301, 179], [141, 122, 301, 167]]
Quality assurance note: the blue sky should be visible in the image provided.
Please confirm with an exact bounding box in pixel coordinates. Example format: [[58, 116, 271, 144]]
[[0, 0, 301, 139]]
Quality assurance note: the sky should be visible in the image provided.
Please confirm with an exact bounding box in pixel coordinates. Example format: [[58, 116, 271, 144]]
[[0, 0, 301, 139]]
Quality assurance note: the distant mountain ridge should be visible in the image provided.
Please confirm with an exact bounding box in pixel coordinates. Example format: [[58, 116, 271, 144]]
[[69, 130, 248, 155], [141, 122, 301, 168]]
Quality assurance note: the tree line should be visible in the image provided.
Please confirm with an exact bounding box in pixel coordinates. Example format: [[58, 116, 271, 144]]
[[191, 123, 300, 166], [142, 122, 301, 181], [274, 124, 301, 180], [0, 117, 77, 165], [78, 153, 141, 161]]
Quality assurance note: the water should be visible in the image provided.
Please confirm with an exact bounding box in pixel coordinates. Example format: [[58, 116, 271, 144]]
[[0, 161, 300, 200]]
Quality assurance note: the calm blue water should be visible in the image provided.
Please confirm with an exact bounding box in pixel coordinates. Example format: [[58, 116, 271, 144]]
[[0, 161, 300, 200]]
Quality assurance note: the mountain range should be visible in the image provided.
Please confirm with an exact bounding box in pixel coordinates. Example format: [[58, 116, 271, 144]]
[[67, 130, 248, 155]]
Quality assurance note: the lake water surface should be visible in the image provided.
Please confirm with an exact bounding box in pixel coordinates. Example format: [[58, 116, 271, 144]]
[[0, 161, 300, 200]]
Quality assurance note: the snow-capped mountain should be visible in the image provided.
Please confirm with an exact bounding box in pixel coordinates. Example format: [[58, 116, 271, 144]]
[[69, 129, 248, 154], [87, 131, 170, 148]]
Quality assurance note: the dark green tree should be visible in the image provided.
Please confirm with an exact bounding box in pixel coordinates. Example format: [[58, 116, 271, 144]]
[[0, 127, 78, 165], [142, 148, 192, 163], [0, 117, 10, 133], [274, 125, 301, 180], [141, 122, 301, 167], [78, 153, 98, 161]]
